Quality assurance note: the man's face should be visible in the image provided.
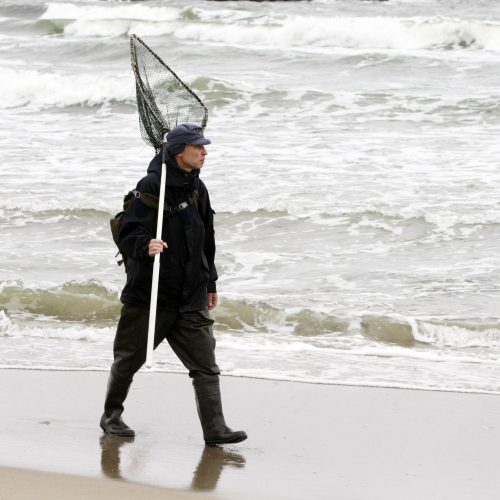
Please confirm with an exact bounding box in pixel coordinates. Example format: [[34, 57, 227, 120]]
[[176, 144, 208, 172]]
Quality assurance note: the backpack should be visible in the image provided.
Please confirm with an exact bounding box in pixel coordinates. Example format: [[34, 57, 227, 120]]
[[110, 189, 199, 270]]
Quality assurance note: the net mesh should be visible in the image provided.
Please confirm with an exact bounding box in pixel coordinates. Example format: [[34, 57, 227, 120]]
[[130, 35, 208, 152]]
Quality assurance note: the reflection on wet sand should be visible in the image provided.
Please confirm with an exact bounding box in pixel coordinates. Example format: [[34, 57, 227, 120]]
[[191, 446, 246, 491], [99, 434, 246, 492], [100, 435, 135, 480]]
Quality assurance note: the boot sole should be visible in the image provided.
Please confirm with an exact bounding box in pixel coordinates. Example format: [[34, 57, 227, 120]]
[[100, 423, 135, 437], [205, 434, 247, 446]]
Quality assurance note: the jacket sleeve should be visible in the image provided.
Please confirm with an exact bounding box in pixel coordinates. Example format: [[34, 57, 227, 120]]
[[201, 186, 218, 293]]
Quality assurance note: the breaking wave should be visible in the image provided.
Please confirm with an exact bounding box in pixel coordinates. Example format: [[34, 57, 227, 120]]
[[0, 64, 241, 111], [361, 313, 500, 349], [214, 299, 351, 336], [2, 283, 499, 351], [5, 52, 500, 125], [36, 3, 500, 52], [0, 280, 121, 325], [0, 66, 134, 110], [216, 303, 500, 351]]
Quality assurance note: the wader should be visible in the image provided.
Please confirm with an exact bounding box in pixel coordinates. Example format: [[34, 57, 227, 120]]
[[100, 304, 246, 445]]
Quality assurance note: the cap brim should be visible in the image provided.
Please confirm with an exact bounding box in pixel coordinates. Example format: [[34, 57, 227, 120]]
[[188, 137, 211, 145]]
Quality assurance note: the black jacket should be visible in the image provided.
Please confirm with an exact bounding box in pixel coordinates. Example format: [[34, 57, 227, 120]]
[[118, 152, 217, 312]]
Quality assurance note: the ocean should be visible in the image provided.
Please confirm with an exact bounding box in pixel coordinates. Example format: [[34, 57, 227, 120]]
[[2, 0, 500, 393]]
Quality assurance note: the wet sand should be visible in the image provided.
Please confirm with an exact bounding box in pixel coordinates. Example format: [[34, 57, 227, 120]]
[[1, 369, 500, 500]]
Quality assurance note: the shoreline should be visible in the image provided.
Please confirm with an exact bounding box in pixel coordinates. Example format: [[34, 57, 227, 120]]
[[2, 365, 499, 397], [2, 369, 500, 499]]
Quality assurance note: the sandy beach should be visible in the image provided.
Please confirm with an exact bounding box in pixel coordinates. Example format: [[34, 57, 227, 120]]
[[1, 369, 500, 500], [0, 466, 218, 500]]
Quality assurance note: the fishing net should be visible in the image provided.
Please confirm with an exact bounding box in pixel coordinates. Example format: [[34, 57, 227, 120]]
[[130, 34, 208, 152]]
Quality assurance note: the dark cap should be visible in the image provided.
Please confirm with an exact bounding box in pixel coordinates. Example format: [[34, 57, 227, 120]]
[[166, 123, 211, 146]]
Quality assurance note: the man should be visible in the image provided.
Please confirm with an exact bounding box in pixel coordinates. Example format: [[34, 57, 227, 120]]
[[100, 123, 247, 446]]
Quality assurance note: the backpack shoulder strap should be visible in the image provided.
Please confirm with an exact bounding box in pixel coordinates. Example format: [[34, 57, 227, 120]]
[[131, 189, 199, 216], [129, 189, 159, 209]]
